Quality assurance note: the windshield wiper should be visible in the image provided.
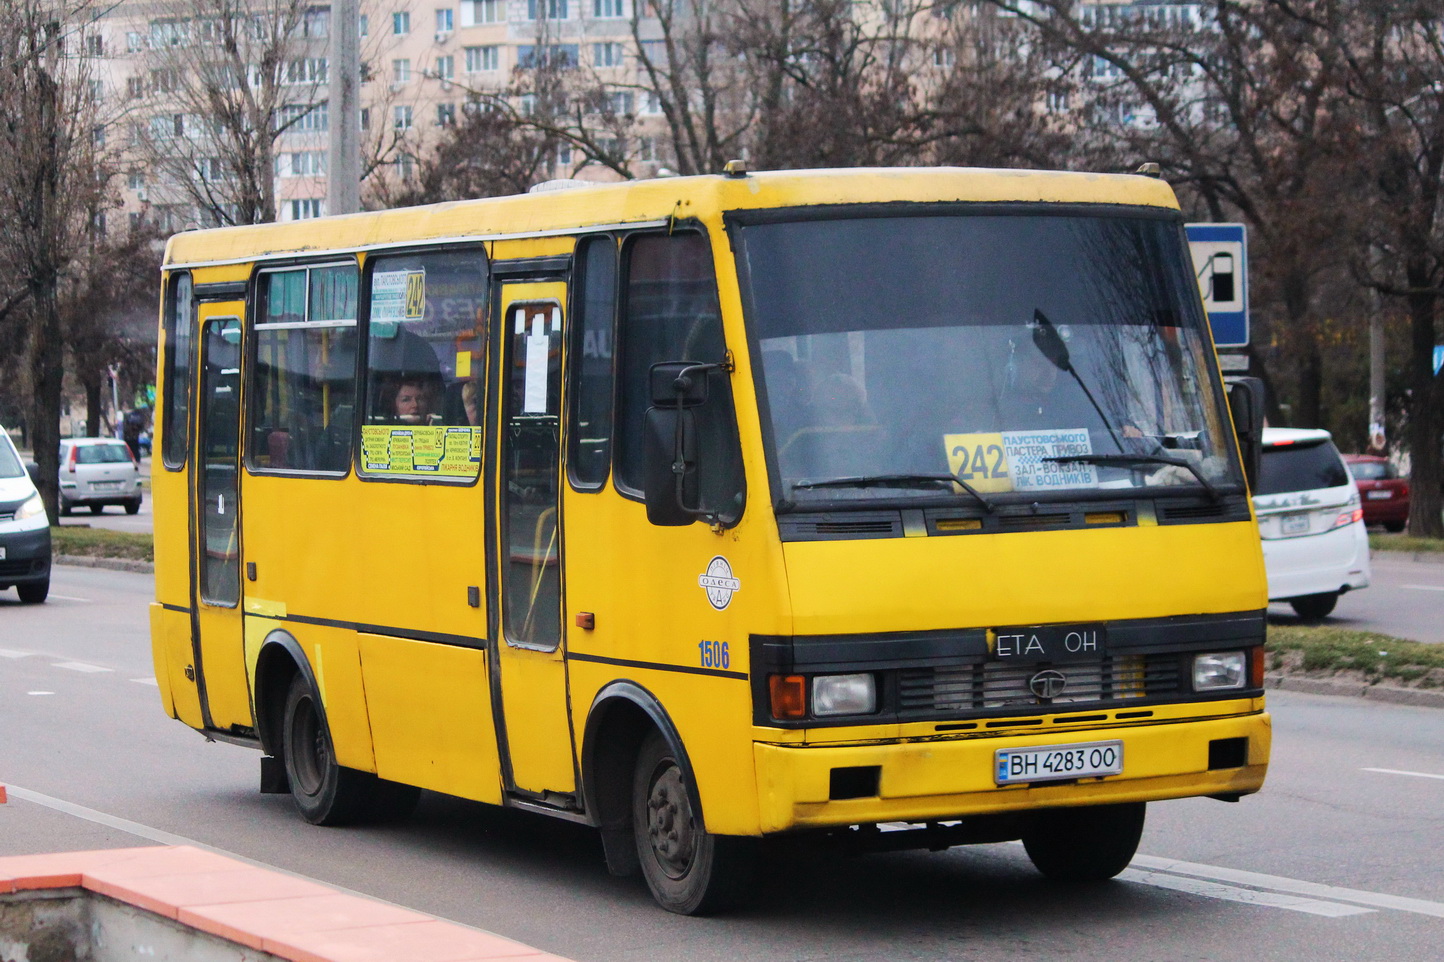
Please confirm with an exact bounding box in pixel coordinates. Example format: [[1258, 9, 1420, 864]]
[[791, 473, 995, 512], [1042, 454, 1221, 502]]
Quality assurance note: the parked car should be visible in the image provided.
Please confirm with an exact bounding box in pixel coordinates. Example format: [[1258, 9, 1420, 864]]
[[1343, 454, 1410, 533], [0, 426, 51, 603], [58, 438, 143, 516], [1253, 427, 1370, 621]]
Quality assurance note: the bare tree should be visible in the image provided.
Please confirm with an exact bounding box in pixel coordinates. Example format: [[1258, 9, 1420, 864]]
[[133, 0, 326, 226], [0, 0, 110, 518]]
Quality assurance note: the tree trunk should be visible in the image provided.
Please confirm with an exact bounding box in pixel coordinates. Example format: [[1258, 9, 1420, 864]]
[[84, 372, 103, 438], [27, 284, 64, 523], [1404, 286, 1442, 537]]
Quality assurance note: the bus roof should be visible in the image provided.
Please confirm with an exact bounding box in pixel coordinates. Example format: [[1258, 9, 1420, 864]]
[[162, 166, 1181, 271]]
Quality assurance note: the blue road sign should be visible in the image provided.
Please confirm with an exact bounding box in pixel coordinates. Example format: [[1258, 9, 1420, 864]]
[[1187, 223, 1249, 348]]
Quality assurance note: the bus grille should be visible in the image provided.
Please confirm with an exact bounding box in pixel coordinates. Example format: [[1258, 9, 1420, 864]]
[[898, 655, 1180, 713]]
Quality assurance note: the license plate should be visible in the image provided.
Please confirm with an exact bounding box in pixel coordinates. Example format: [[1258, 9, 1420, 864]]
[[1366, 490, 1392, 500], [992, 623, 1106, 662], [93, 481, 122, 491], [1282, 514, 1310, 535], [996, 741, 1123, 785]]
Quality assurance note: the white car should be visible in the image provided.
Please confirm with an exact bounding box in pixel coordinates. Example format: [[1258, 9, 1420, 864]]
[[0, 426, 51, 603], [1253, 427, 1370, 620], [58, 438, 143, 516]]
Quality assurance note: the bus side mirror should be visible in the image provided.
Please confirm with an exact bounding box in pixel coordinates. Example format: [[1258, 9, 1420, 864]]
[[1227, 377, 1264, 491], [642, 361, 716, 526]]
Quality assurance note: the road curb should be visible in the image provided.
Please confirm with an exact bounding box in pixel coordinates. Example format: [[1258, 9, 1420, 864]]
[[1265, 673, 1444, 708], [55, 555, 154, 575], [1370, 549, 1444, 564]]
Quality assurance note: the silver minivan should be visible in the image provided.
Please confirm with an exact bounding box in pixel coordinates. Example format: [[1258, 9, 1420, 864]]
[[0, 426, 51, 603], [58, 438, 144, 516]]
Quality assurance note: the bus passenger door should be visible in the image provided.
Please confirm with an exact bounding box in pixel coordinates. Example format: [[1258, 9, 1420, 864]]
[[190, 306, 250, 731], [488, 282, 576, 800]]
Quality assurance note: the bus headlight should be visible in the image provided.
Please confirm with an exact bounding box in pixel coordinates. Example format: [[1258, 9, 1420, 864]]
[[1193, 652, 1246, 691], [15, 493, 45, 521], [812, 674, 876, 716]]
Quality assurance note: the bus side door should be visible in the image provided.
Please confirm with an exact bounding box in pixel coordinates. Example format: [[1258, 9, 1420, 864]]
[[488, 279, 577, 799], [190, 303, 251, 730]]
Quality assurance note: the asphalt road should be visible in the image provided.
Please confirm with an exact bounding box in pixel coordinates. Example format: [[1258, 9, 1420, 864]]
[[1268, 551, 1444, 643], [3, 566, 1444, 960]]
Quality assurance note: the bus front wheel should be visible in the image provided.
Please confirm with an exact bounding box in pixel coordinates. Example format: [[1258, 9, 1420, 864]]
[[1022, 802, 1145, 882], [281, 675, 419, 825], [632, 731, 754, 915]]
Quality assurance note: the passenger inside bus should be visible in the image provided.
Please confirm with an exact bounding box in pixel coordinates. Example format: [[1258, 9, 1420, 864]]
[[390, 377, 436, 425]]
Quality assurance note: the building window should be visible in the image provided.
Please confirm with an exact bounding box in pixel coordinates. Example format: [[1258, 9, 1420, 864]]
[[394, 105, 414, 129], [593, 0, 624, 16], [92, 125, 106, 148], [286, 199, 325, 220], [393, 11, 411, 35], [304, 8, 330, 37], [436, 8, 454, 32], [86, 34, 103, 56], [517, 44, 578, 69], [465, 45, 499, 72], [463, 0, 504, 24], [558, 144, 572, 165], [128, 172, 145, 190], [527, 0, 569, 19], [435, 55, 455, 81], [284, 151, 327, 176], [286, 57, 328, 84], [437, 102, 457, 125], [126, 31, 144, 52], [361, 107, 371, 130], [392, 58, 411, 84], [593, 42, 622, 67], [282, 103, 329, 131], [127, 76, 144, 99], [360, 14, 369, 36], [932, 47, 956, 69]]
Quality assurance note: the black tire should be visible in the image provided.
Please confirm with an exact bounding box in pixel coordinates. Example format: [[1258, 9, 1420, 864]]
[[17, 578, 49, 604], [124, 498, 141, 515], [280, 675, 419, 825], [89, 504, 103, 516], [632, 731, 754, 915], [59, 498, 72, 517], [1022, 802, 1146, 882], [1290, 592, 1338, 622], [1385, 521, 1405, 533]]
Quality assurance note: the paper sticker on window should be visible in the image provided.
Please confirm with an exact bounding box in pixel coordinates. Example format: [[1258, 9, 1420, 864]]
[[371, 269, 426, 325], [945, 429, 1099, 494], [361, 424, 481, 478]]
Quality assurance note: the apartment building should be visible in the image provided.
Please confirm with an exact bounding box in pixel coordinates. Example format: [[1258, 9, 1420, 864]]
[[81, 0, 660, 230]]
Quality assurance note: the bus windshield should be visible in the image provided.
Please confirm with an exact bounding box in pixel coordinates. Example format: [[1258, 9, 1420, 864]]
[[734, 211, 1244, 506]]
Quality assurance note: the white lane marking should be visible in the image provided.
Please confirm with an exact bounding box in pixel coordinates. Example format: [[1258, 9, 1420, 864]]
[[47, 594, 92, 603], [130, 677, 159, 686], [53, 661, 113, 674], [27, 691, 54, 696], [0, 648, 33, 658], [1363, 767, 1444, 782], [1133, 854, 1444, 919], [1401, 584, 1444, 592], [1120, 869, 1373, 917]]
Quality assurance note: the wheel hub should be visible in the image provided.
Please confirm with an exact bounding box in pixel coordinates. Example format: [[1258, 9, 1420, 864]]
[[646, 765, 696, 879]]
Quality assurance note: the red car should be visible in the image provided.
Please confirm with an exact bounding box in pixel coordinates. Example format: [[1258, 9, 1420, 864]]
[[1343, 454, 1410, 532]]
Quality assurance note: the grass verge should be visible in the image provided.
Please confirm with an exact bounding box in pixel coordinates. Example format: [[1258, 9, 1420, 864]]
[[50, 526, 153, 563], [1269, 624, 1444, 688], [1369, 533, 1444, 554]]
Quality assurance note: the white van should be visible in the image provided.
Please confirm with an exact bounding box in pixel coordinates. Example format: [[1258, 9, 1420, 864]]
[[1254, 427, 1369, 620], [0, 426, 51, 603]]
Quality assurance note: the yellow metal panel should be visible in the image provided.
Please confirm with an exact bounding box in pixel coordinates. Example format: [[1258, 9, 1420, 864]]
[[243, 615, 376, 773], [753, 710, 1271, 833], [781, 521, 1268, 637], [358, 634, 501, 802], [148, 603, 196, 725]]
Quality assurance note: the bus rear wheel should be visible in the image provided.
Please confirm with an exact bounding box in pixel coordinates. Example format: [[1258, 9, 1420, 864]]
[[281, 675, 419, 826], [632, 731, 754, 915], [1022, 802, 1145, 882]]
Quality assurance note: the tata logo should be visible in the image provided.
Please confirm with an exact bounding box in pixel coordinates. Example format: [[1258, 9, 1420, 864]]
[[698, 556, 741, 611], [1029, 669, 1068, 700]]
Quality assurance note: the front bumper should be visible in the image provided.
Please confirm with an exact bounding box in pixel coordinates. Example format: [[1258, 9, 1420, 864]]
[[753, 705, 1270, 833], [0, 524, 52, 586]]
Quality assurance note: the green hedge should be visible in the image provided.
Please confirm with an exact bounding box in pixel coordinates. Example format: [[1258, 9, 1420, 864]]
[[1268, 624, 1444, 686]]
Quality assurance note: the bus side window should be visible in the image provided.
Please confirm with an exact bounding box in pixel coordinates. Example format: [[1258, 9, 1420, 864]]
[[161, 272, 194, 470], [248, 264, 359, 475], [568, 235, 617, 490], [615, 231, 743, 521], [359, 248, 487, 481]]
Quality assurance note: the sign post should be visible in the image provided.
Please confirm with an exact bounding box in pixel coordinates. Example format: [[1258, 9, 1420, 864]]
[[1187, 223, 1249, 348]]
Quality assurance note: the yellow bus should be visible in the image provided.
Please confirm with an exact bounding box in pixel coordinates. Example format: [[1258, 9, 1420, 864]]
[[151, 165, 1271, 914]]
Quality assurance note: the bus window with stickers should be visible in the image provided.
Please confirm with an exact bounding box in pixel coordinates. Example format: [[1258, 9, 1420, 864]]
[[734, 213, 1243, 505], [361, 249, 487, 481]]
